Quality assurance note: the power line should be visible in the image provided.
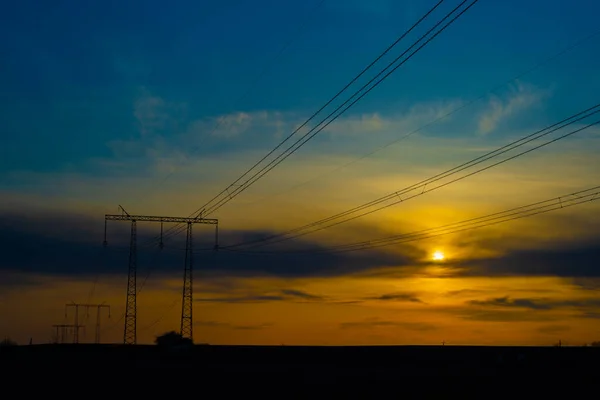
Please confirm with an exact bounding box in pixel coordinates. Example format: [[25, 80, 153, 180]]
[[319, 186, 600, 254], [240, 26, 600, 207], [126, 0, 328, 253], [148, 0, 449, 247], [239, 113, 600, 248], [152, 0, 479, 247], [200, 0, 478, 218], [134, 0, 328, 203], [226, 103, 600, 248], [222, 184, 600, 255]]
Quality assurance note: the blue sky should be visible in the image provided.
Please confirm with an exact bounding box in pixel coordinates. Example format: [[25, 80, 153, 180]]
[[2, 0, 600, 345], [2, 0, 599, 175]]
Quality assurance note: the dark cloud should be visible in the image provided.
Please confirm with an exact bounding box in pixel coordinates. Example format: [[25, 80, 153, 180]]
[[340, 318, 436, 331], [0, 271, 41, 295], [446, 288, 557, 298], [0, 209, 417, 281], [280, 289, 324, 300], [449, 240, 600, 278], [579, 311, 600, 319], [365, 292, 424, 303], [195, 320, 273, 330], [451, 294, 600, 322], [195, 289, 325, 303], [570, 277, 600, 291], [3, 207, 600, 288], [467, 296, 600, 311], [468, 296, 553, 310]]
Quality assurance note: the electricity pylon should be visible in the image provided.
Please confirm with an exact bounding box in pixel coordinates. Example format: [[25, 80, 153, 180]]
[[52, 324, 84, 344], [104, 205, 218, 344], [66, 303, 111, 343]]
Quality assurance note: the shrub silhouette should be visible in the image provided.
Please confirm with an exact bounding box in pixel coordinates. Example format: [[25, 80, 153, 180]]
[[155, 331, 193, 347]]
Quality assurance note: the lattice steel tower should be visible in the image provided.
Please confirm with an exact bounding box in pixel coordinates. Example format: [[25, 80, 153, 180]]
[[180, 222, 194, 340], [104, 206, 218, 344]]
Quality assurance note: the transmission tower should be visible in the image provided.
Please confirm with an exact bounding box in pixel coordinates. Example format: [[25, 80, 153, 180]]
[[104, 205, 218, 344], [66, 303, 111, 344], [52, 324, 84, 344], [181, 222, 194, 340]]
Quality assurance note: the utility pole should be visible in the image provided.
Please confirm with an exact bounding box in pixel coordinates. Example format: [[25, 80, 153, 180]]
[[52, 324, 84, 344], [104, 206, 218, 344], [66, 303, 111, 344]]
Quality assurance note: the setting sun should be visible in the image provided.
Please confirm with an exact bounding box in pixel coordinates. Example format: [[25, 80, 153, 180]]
[[433, 251, 445, 261]]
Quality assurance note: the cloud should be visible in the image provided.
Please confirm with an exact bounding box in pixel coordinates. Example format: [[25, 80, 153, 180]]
[[571, 278, 600, 291], [280, 289, 324, 300], [212, 112, 253, 138], [340, 317, 435, 331], [439, 290, 600, 322], [195, 320, 273, 330], [468, 296, 554, 310], [196, 289, 326, 303], [133, 88, 187, 138], [468, 295, 600, 310], [365, 292, 424, 303], [450, 240, 600, 279], [579, 311, 600, 319], [323, 100, 463, 139], [478, 82, 547, 135], [0, 207, 421, 281], [0, 271, 38, 291]]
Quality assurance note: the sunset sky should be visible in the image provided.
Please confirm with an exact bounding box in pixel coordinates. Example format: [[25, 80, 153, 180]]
[[2, 0, 600, 346]]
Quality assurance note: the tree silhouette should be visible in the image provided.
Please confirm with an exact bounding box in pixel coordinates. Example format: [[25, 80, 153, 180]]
[[155, 331, 193, 347]]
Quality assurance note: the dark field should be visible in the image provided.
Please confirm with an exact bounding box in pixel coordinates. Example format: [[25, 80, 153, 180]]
[[1, 344, 599, 378]]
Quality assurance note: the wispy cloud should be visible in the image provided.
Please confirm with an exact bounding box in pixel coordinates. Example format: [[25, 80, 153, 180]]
[[364, 291, 424, 303], [133, 88, 187, 138], [195, 289, 326, 303], [467, 295, 600, 311], [468, 296, 554, 310], [478, 82, 548, 135]]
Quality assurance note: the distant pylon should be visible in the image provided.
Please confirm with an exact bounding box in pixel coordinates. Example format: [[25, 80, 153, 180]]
[[66, 302, 111, 344], [66, 303, 111, 343], [52, 324, 84, 344]]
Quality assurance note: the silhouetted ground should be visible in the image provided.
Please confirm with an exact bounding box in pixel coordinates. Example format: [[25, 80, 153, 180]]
[[1, 344, 599, 377]]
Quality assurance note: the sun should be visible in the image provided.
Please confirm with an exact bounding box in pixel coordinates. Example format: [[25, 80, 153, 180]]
[[432, 251, 445, 261]]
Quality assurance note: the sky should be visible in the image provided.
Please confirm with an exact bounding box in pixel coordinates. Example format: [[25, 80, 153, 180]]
[[2, 0, 600, 346]]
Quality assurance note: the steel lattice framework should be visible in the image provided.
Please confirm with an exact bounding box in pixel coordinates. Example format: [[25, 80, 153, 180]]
[[104, 206, 218, 344]]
